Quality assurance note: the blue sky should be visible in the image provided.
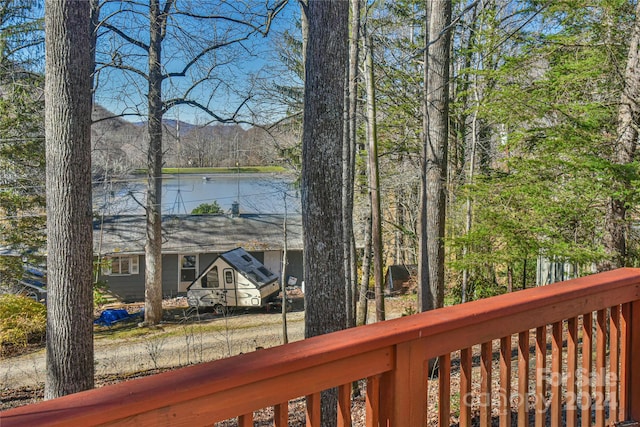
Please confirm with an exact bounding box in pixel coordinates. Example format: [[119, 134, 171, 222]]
[[93, 0, 301, 126]]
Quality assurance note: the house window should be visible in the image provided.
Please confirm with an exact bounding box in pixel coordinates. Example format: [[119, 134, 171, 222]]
[[106, 255, 139, 275], [180, 255, 197, 282]]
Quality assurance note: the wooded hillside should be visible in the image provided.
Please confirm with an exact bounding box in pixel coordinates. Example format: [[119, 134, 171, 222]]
[[91, 104, 294, 177]]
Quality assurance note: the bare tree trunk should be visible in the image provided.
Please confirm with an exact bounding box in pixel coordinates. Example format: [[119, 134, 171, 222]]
[[394, 185, 406, 265], [302, 1, 348, 425], [342, 0, 361, 329], [348, 0, 360, 327], [356, 208, 372, 326], [602, 1, 640, 270], [144, 0, 169, 325], [281, 194, 289, 344], [419, 0, 452, 312], [299, 0, 309, 75], [462, 69, 480, 303], [44, 0, 94, 399], [363, 32, 385, 322]]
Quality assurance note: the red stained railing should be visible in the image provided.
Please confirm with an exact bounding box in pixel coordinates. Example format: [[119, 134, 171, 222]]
[[2, 268, 640, 426]]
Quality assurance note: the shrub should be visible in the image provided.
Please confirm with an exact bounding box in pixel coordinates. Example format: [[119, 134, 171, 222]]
[[94, 280, 110, 306], [0, 294, 46, 349], [191, 201, 223, 214]]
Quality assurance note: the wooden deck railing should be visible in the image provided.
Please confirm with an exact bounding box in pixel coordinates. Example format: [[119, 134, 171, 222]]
[[2, 268, 640, 426]]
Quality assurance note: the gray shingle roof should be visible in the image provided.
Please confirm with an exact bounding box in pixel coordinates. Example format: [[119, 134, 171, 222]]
[[94, 214, 302, 255]]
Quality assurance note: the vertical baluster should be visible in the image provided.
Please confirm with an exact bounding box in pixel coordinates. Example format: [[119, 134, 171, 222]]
[[480, 341, 492, 427], [581, 311, 593, 425], [550, 322, 562, 427], [306, 392, 321, 427], [566, 317, 578, 427], [535, 326, 547, 427], [274, 402, 289, 427], [238, 413, 253, 427], [518, 331, 530, 427], [499, 336, 512, 427], [626, 300, 640, 421], [609, 305, 620, 426], [439, 353, 451, 426], [338, 383, 352, 427], [366, 376, 380, 427], [595, 309, 606, 427], [619, 302, 630, 420], [460, 347, 472, 427]]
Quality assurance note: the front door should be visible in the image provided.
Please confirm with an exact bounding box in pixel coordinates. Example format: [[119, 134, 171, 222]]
[[179, 254, 198, 292]]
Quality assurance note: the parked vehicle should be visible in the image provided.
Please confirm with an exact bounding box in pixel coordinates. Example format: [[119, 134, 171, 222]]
[[186, 247, 280, 314]]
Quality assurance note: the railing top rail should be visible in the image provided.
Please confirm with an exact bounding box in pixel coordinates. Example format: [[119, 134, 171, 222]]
[[3, 268, 640, 426]]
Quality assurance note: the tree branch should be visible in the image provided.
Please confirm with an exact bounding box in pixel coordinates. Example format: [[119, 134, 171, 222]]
[[100, 21, 149, 51], [162, 33, 255, 80]]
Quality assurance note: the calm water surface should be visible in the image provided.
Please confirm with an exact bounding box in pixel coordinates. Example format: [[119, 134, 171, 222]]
[[93, 174, 300, 215]]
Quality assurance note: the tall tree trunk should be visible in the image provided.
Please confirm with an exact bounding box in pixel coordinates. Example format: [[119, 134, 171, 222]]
[[302, 1, 348, 425], [602, 1, 640, 270], [364, 32, 385, 321], [419, 0, 452, 312], [395, 186, 405, 265], [299, 0, 309, 75], [342, 0, 360, 329], [44, 0, 94, 399], [144, 0, 167, 325], [281, 194, 289, 344], [462, 67, 480, 303]]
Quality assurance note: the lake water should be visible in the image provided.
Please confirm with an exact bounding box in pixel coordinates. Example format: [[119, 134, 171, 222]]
[[93, 174, 301, 215]]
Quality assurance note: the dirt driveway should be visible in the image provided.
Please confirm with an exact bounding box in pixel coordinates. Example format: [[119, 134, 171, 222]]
[[1, 296, 413, 412], [1, 308, 306, 392]]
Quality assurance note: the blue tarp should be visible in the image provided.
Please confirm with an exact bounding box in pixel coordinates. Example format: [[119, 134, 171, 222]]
[[94, 308, 143, 327]]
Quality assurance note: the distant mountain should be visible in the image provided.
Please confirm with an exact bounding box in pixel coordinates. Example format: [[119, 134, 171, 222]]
[[91, 105, 293, 172], [130, 118, 243, 137], [91, 105, 147, 175], [159, 119, 199, 134]]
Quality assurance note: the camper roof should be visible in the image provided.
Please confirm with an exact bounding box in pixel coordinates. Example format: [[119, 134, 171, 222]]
[[221, 248, 279, 287], [188, 247, 279, 290]]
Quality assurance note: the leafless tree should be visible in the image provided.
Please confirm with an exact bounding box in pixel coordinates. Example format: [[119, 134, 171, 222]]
[[419, 0, 452, 312], [93, 0, 287, 324], [343, 0, 361, 329], [363, 23, 385, 321]]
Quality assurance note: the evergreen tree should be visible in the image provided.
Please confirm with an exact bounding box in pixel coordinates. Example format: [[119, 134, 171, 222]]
[[451, 0, 638, 296], [0, 0, 44, 286]]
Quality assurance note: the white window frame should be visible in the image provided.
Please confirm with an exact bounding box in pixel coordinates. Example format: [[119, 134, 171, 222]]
[[178, 254, 199, 291], [104, 255, 139, 276]]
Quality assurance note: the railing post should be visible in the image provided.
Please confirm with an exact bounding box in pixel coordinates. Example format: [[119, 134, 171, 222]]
[[379, 340, 427, 427], [623, 300, 640, 421]]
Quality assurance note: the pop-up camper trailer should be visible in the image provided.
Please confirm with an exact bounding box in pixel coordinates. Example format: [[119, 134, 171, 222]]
[[186, 247, 281, 313]]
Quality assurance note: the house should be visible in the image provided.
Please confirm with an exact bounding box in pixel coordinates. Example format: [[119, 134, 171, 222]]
[[384, 264, 417, 295], [95, 214, 303, 302], [535, 255, 596, 286], [186, 247, 281, 312]]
